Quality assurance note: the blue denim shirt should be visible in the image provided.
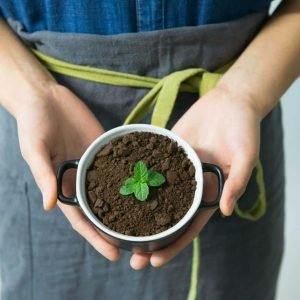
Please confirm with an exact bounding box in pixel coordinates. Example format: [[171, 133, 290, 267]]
[[0, 0, 272, 35]]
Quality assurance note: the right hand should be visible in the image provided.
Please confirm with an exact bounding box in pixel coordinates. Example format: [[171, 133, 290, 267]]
[[16, 83, 120, 262], [130, 84, 261, 269]]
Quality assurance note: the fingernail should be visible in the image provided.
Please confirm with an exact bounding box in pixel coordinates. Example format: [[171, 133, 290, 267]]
[[42, 195, 49, 210], [109, 254, 120, 262], [221, 197, 235, 216], [43, 200, 51, 211], [220, 212, 227, 218], [130, 262, 145, 271], [42, 190, 52, 211], [227, 197, 236, 215], [150, 257, 163, 268]]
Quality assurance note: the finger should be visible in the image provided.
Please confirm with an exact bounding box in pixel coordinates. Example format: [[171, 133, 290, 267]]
[[58, 202, 120, 262], [23, 142, 57, 210], [220, 155, 255, 216], [130, 252, 151, 270], [150, 209, 215, 267]]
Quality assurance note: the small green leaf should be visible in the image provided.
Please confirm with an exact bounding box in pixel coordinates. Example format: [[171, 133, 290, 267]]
[[124, 177, 137, 186], [133, 182, 149, 201], [147, 171, 166, 187], [120, 161, 165, 201], [119, 177, 136, 195], [133, 161, 148, 182], [120, 185, 133, 195]]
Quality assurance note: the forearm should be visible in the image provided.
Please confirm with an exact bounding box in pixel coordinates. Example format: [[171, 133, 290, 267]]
[[218, 0, 300, 119], [0, 18, 55, 117]]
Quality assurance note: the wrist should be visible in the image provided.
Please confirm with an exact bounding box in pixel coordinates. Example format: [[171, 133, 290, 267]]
[[216, 70, 276, 121], [0, 18, 57, 118], [0, 64, 57, 118], [9, 78, 58, 119], [213, 81, 265, 122]]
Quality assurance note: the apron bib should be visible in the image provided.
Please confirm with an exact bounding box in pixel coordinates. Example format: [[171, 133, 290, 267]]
[[0, 10, 284, 300]]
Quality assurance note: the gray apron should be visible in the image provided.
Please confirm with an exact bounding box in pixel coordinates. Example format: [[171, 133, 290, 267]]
[[0, 10, 284, 300]]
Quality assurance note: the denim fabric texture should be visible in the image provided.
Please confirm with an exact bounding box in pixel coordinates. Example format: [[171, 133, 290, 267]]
[[0, 0, 272, 34]]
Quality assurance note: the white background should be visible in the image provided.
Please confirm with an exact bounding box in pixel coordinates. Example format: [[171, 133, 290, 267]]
[[277, 79, 300, 300], [270, 1, 300, 299]]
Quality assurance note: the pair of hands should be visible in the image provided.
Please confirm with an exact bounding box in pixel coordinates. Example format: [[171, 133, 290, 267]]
[[17, 82, 260, 270]]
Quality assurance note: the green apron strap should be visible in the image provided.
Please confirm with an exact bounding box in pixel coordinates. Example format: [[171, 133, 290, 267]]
[[124, 81, 164, 124], [151, 69, 205, 127], [33, 49, 200, 93], [200, 72, 223, 96], [234, 159, 267, 221], [32, 49, 160, 89], [124, 69, 205, 126], [187, 236, 200, 300]]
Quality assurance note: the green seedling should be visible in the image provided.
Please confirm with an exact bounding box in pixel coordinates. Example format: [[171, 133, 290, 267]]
[[120, 161, 165, 201]]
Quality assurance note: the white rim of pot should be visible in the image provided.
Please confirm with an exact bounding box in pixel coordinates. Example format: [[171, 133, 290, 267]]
[[76, 124, 203, 242]]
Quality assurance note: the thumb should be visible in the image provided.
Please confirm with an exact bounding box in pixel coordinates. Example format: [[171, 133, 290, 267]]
[[220, 155, 255, 216], [22, 142, 57, 210]]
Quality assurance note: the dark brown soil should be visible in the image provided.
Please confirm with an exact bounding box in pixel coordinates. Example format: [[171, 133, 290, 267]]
[[86, 132, 196, 236]]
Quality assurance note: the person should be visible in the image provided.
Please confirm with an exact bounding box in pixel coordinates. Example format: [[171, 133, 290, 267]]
[[0, 1, 299, 299]]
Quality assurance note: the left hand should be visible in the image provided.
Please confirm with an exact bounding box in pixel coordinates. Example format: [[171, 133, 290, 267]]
[[17, 83, 120, 262], [129, 85, 261, 269]]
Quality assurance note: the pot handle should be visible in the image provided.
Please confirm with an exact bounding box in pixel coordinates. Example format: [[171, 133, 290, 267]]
[[57, 159, 80, 206], [199, 162, 224, 210]]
